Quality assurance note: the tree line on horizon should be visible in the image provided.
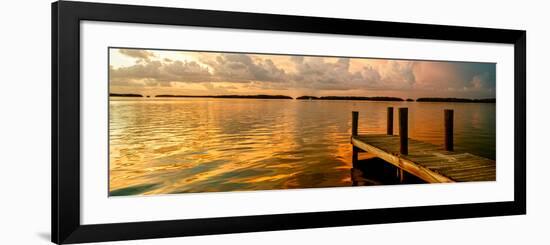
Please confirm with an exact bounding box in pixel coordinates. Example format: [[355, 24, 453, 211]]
[[109, 93, 495, 103]]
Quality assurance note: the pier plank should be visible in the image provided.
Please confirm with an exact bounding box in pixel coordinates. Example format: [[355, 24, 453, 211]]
[[351, 134, 496, 183]]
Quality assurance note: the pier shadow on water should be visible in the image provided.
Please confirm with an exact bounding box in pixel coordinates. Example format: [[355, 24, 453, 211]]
[[350, 154, 425, 186]]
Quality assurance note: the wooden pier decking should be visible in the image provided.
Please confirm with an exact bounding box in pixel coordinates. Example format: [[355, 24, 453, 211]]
[[351, 109, 496, 183]]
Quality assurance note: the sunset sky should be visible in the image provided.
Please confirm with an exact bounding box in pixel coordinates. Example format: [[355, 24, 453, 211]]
[[109, 48, 496, 99]]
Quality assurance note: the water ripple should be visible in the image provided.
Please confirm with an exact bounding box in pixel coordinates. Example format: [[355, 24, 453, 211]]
[[109, 99, 495, 195]]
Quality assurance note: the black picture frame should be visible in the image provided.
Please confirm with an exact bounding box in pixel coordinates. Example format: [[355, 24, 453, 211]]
[[52, 1, 526, 244]]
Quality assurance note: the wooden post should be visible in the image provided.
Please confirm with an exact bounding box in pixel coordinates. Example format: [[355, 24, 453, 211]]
[[352, 147, 359, 166], [444, 109, 454, 151], [352, 111, 359, 137], [352, 111, 359, 165], [397, 169, 404, 183], [399, 108, 408, 155], [387, 107, 394, 135]]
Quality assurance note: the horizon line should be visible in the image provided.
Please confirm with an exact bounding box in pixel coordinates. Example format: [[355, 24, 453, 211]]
[[109, 93, 496, 102]]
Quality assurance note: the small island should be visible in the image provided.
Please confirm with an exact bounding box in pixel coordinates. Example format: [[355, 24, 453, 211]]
[[296, 96, 404, 101], [416, 98, 496, 103], [155, 94, 293, 99], [296, 96, 320, 100], [109, 93, 143, 97]]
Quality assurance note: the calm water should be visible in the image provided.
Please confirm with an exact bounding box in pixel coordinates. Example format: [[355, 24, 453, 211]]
[[109, 98, 495, 195]]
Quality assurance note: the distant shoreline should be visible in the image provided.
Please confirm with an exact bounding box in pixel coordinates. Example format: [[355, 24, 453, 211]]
[[109, 93, 496, 103], [296, 96, 404, 101], [155, 94, 293, 99], [109, 93, 143, 97], [416, 98, 496, 103]]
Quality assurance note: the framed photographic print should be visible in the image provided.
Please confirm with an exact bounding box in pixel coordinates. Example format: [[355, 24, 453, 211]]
[[52, 1, 526, 244]]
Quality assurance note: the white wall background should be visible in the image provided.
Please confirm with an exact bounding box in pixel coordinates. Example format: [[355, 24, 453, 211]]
[[0, 0, 547, 244]]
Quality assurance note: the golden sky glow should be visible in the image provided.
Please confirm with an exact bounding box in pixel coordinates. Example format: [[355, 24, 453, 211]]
[[109, 48, 496, 99]]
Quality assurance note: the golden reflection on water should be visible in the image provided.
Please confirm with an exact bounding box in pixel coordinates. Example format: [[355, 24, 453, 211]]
[[109, 98, 495, 196]]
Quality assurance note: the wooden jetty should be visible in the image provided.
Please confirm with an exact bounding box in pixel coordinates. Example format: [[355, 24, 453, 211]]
[[351, 108, 495, 183]]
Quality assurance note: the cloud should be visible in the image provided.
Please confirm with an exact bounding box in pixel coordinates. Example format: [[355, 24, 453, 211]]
[[468, 72, 492, 91], [361, 65, 382, 84], [383, 61, 416, 87], [201, 83, 238, 93], [407, 61, 495, 96], [109, 50, 496, 98], [289, 57, 380, 90], [202, 54, 288, 83], [459, 63, 496, 91], [118, 49, 156, 60], [110, 59, 212, 86], [412, 62, 458, 90], [112, 51, 417, 91]]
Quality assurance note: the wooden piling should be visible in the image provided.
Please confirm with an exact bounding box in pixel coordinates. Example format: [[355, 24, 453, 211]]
[[352, 111, 358, 136], [352, 147, 359, 166], [387, 107, 394, 135], [399, 108, 408, 155], [444, 109, 454, 151], [352, 111, 359, 165]]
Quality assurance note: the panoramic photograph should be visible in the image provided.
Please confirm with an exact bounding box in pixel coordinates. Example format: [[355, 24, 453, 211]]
[[108, 47, 496, 196]]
